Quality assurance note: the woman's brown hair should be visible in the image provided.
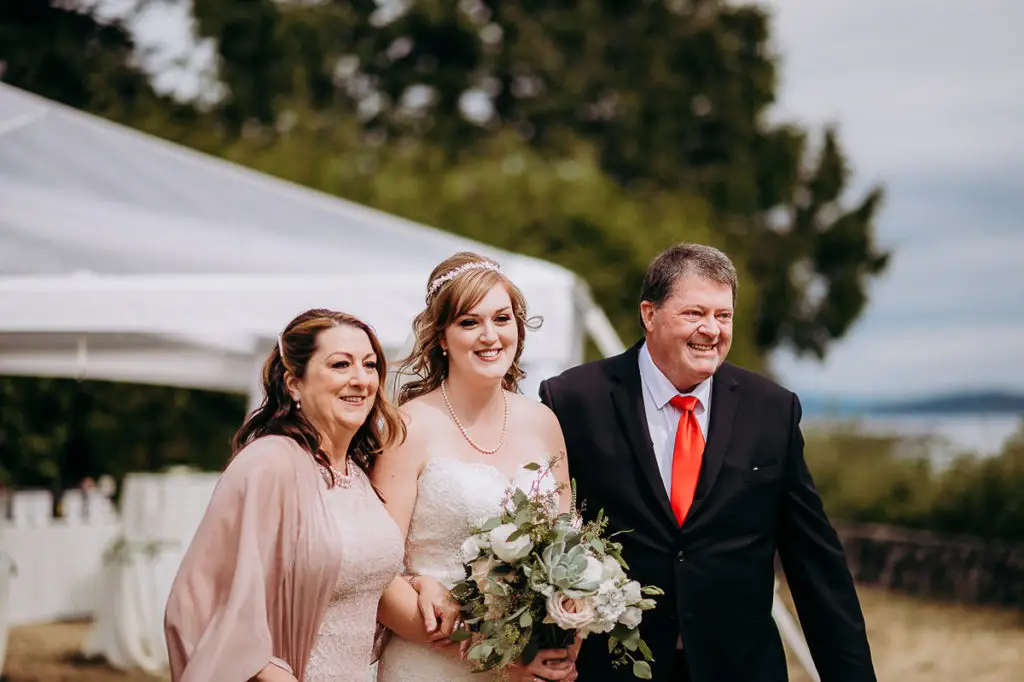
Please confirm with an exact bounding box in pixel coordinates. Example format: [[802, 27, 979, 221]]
[[232, 308, 405, 486], [397, 252, 540, 405]]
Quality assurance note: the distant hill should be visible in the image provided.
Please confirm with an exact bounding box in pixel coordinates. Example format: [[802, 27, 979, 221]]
[[870, 391, 1024, 415], [800, 391, 1024, 417]]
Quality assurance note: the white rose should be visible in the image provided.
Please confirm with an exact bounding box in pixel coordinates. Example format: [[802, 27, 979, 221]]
[[577, 556, 605, 592], [623, 580, 642, 604], [488, 523, 534, 563], [545, 592, 598, 630], [618, 606, 643, 629], [601, 556, 624, 580], [460, 535, 483, 563]]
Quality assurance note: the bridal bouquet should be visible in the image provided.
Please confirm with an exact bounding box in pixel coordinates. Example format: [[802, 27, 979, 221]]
[[449, 462, 663, 679]]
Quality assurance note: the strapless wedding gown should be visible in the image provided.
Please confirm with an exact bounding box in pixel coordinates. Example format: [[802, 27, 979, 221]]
[[376, 456, 554, 682]]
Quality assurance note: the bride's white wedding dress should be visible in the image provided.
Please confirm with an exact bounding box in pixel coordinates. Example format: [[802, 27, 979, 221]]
[[376, 456, 554, 682]]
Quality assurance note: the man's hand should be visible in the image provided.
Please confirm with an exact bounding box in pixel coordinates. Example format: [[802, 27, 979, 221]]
[[505, 647, 577, 681]]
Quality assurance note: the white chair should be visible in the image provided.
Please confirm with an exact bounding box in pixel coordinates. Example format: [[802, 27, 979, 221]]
[[62, 490, 87, 525], [10, 490, 52, 527]]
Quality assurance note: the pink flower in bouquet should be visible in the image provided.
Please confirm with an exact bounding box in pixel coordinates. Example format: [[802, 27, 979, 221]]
[[544, 591, 597, 630]]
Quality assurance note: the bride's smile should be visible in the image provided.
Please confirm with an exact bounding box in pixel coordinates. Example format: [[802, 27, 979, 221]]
[[442, 284, 518, 383]]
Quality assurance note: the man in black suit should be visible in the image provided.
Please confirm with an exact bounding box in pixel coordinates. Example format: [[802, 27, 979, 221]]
[[539, 243, 874, 682]]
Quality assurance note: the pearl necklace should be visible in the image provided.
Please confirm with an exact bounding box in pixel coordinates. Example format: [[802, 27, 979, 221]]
[[440, 380, 508, 455]]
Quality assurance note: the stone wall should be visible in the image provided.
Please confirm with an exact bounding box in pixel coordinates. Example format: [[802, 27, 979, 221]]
[[834, 523, 1024, 609]]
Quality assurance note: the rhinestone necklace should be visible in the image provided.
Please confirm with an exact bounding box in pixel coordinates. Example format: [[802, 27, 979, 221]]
[[440, 379, 508, 455], [326, 458, 355, 488]]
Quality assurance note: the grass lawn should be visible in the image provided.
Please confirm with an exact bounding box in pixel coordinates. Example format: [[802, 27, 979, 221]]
[[4, 585, 1022, 681]]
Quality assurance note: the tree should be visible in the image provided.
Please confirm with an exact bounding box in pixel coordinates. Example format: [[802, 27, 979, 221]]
[[0, 0, 161, 117], [184, 0, 889, 360], [0, 376, 245, 491], [169, 113, 761, 368]]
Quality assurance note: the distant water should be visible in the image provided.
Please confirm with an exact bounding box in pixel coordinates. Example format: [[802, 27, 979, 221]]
[[805, 413, 1022, 462]]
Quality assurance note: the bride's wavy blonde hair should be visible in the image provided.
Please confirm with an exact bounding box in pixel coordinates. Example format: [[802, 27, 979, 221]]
[[396, 252, 540, 405]]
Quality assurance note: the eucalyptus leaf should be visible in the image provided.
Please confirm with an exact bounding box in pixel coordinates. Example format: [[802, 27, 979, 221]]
[[633, 661, 653, 679]]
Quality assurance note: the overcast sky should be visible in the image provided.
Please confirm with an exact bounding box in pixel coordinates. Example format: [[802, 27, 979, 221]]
[[104, 0, 1024, 400], [761, 0, 1024, 400]]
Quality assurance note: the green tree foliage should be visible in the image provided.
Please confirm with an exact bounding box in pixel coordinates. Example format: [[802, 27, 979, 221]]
[[153, 110, 759, 367], [805, 421, 1024, 542], [185, 0, 889, 359], [0, 0, 161, 117], [0, 377, 245, 490]]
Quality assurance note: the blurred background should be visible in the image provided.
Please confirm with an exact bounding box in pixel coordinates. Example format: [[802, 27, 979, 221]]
[[0, 1, 1021, 680]]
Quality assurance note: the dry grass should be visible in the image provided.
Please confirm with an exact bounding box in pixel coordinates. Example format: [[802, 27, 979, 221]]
[[2, 620, 165, 682], [782, 584, 1024, 682], [3, 586, 1023, 681]]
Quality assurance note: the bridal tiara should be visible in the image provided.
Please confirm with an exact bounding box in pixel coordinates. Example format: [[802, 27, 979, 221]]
[[427, 261, 501, 298]]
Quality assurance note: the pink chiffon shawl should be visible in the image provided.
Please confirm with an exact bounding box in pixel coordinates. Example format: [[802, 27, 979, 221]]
[[164, 435, 343, 681]]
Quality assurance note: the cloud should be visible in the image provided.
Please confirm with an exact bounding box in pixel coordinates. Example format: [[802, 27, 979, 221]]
[[772, 324, 1024, 399], [763, 0, 1024, 176], [762, 0, 1024, 398]]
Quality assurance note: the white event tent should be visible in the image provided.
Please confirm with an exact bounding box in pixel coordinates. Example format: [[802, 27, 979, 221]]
[[0, 80, 627, 671], [0, 82, 625, 401]]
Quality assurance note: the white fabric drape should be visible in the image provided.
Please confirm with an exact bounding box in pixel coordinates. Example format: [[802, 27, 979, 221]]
[[82, 471, 220, 672], [0, 550, 15, 673]]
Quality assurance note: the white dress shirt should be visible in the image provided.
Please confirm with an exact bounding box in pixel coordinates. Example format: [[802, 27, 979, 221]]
[[638, 342, 713, 497]]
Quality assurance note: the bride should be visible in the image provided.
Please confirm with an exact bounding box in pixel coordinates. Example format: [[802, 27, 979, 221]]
[[374, 252, 579, 682]]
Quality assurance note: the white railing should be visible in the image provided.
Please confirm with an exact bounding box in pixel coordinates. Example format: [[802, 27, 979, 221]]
[[0, 473, 219, 674], [0, 489, 120, 627]]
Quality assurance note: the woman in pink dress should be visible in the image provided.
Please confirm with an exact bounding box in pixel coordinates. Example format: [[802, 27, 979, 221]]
[[165, 309, 454, 682]]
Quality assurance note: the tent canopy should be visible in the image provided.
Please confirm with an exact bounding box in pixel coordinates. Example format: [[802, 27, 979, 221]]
[[0, 83, 623, 399]]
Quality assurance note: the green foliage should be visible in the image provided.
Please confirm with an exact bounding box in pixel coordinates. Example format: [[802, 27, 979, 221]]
[[186, 0, 890, 359], [152, 114, 762, 369], [0, 377, 245, 491], [4, 0, 907, 487], [805, 421, 1024, 542], [0, 0, 169, 119]]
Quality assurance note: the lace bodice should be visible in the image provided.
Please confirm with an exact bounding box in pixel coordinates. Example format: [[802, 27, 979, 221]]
[[404, 457, 555, 587], [376, 456, 555, 682], [306, 465, 403, 682]]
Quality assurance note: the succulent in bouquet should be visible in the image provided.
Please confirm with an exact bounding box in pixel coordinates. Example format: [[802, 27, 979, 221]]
[[449, 461, 664, 679]]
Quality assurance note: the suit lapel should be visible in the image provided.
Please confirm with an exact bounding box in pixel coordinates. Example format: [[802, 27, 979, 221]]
[[609, 344, 678, 527], [684, 363, 740, 523]]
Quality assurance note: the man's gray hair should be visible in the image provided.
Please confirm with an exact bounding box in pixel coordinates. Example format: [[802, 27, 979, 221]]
[[640, 243, 738, 313]]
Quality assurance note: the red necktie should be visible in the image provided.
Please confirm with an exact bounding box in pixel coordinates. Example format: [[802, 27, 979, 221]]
[[669, 395, 705, 525]]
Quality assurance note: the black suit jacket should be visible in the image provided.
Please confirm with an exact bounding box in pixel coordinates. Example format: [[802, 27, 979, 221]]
[[539, 343, 875, 682]]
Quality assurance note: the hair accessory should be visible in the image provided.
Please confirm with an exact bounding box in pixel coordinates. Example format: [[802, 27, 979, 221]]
[[427, 261, 501, 298], [277, 334, 285, 359]]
